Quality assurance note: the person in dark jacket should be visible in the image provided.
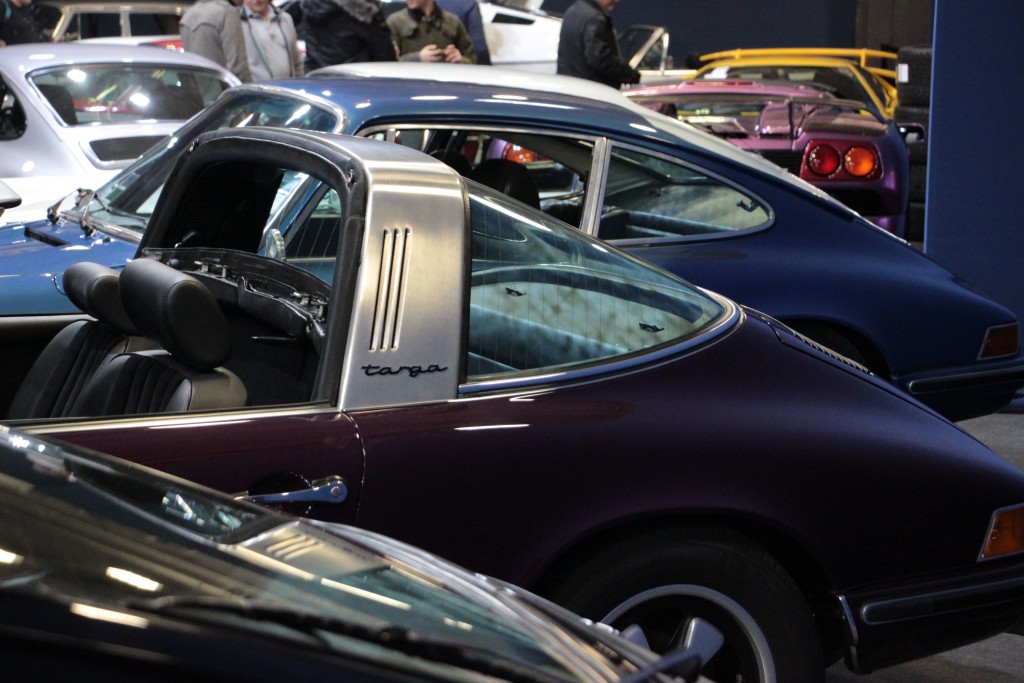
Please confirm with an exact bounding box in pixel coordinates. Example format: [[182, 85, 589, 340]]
[[556, 0, 639, 88], [0, 0, 46, 45], [299, 0, 395, 72]]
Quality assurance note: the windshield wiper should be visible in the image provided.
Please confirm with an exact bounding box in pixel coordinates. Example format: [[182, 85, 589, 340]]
[[129, 595, 572, 682], [77, 189, 113, 237], [46, 188, 91, 224]]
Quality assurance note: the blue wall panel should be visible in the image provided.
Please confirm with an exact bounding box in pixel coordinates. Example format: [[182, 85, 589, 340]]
[[926, 1, 1024, 322]]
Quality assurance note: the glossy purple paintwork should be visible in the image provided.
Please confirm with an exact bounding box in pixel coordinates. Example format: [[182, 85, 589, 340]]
[[625, 79, 909, 233], [52, 310, 1024, 674]]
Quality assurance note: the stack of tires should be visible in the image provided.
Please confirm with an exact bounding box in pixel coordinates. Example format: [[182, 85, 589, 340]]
[[895, 45, 932, 243]]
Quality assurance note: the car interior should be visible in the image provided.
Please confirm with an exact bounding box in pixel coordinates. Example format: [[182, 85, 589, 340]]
[[1, 149, 727, 419], [377, 125, 771, 244]]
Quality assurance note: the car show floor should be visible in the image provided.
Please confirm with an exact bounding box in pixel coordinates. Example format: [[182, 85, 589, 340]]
[[827, 409, 1024, 681]]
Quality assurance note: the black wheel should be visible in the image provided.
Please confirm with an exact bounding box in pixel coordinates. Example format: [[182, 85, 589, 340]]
[[896, 46, 932, 107], [909, 162, 928, 203], [905, 200, 926, 244], [543, 527, 825, 683], [894, 104, 930, 126]]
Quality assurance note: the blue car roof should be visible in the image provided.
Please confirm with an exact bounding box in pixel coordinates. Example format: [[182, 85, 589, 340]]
[[250, 64, 816, 193]]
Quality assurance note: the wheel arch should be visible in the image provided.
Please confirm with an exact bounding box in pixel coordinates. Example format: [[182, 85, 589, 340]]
[[530, 513, 849, 661]]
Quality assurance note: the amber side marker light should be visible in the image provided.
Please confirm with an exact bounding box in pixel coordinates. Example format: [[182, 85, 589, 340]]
[[980, 323, 1020, 359], [980, 505, 1024, 560]]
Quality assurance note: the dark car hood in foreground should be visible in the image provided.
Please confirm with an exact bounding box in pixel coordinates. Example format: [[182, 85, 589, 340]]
[[0, 427, 659, 682]]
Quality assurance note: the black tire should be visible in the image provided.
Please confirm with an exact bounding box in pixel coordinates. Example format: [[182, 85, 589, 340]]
[[905, 200, 926, 244], [543, 527, 825, 683], [909, 162, 928, 203], [894, 104, 930, 126], [897, 45, 932, 106], [906, 139, 928, 165]]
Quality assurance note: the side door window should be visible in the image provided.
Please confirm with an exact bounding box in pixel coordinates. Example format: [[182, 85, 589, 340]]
[[360, 125, 595, 228], [596, 145, 772, 243]]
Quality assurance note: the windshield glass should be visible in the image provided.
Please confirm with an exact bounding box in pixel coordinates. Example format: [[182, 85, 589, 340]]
[[81, 90, 341, 237], [699, 64, 869, 103], [30, 64, 231, 125], [0, 428, 598, 680]]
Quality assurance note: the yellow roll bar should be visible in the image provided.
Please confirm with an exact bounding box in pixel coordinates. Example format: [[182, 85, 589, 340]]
[[699, 47, 898, 83]]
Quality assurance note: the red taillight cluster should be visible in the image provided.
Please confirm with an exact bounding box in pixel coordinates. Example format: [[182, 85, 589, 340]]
[[501, 144, 538, 164], [148, 39, 184, 52], [803, 141, 880, 180]]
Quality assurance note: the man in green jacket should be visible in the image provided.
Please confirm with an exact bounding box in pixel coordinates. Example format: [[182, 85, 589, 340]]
[[387, 0, 476, 64]]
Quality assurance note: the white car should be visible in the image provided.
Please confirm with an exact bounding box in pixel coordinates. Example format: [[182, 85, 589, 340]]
[[381, 0, 685, 77], [0, 43, 239, 224]]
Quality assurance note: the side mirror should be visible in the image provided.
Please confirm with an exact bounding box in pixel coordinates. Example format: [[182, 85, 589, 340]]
[[0, 179, 22, 219], [898, 122, 927, 144]]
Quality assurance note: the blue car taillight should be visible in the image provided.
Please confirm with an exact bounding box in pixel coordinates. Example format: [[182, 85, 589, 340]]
[[979, 323, 1020, 359]]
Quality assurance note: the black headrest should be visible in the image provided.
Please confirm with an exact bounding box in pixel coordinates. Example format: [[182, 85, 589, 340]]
[[120, 258, 231, 370], [470, 159, 540, 208], [62, 262, 140, 335], [430, 148, 473, 176]]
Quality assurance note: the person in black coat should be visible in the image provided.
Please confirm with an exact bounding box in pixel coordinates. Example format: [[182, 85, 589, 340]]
[[0, 0, 47, 45], [556, 0, 639, 88], [298, 0, 395, 71]]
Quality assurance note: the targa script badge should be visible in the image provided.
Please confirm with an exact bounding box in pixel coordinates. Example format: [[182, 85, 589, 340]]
[[361, 364, 448, 378]]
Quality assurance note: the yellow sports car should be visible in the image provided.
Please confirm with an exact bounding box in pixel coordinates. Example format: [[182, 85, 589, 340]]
[[692, 48, 899, 119]]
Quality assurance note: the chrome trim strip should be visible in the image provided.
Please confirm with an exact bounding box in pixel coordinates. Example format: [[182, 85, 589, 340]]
[[578, 136, 612, 237], [836, 594, 860, 645], [370, 228, 410, 351], [232, 83, 351, 134], [242, 477, 348, 506], [16, 403, 340, 436], [859, 574, 1024, 625], [905, 364, 1024, 394]]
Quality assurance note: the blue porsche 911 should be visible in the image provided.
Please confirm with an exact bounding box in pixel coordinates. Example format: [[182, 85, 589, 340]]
[[0, 63, 1020, 421]]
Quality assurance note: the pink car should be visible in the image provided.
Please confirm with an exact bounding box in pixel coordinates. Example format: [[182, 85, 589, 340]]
[[626, 79, 912, 235]]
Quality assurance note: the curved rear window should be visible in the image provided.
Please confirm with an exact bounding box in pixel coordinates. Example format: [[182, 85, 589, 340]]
[[465, 182, 728, 382]]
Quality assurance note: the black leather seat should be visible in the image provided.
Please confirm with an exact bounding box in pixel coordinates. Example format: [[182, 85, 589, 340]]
[[7, 262, 146, 419], [470, 159, 541, 208], [36, 84, 77, 126], [72, 258, 247, 417], [429, 148, 473, 176]]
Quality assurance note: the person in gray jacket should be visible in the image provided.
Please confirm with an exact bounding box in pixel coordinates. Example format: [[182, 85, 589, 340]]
[[241, 0, 303, 79], [181, 0, 253, 83], [556, 0, 638, 88]]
